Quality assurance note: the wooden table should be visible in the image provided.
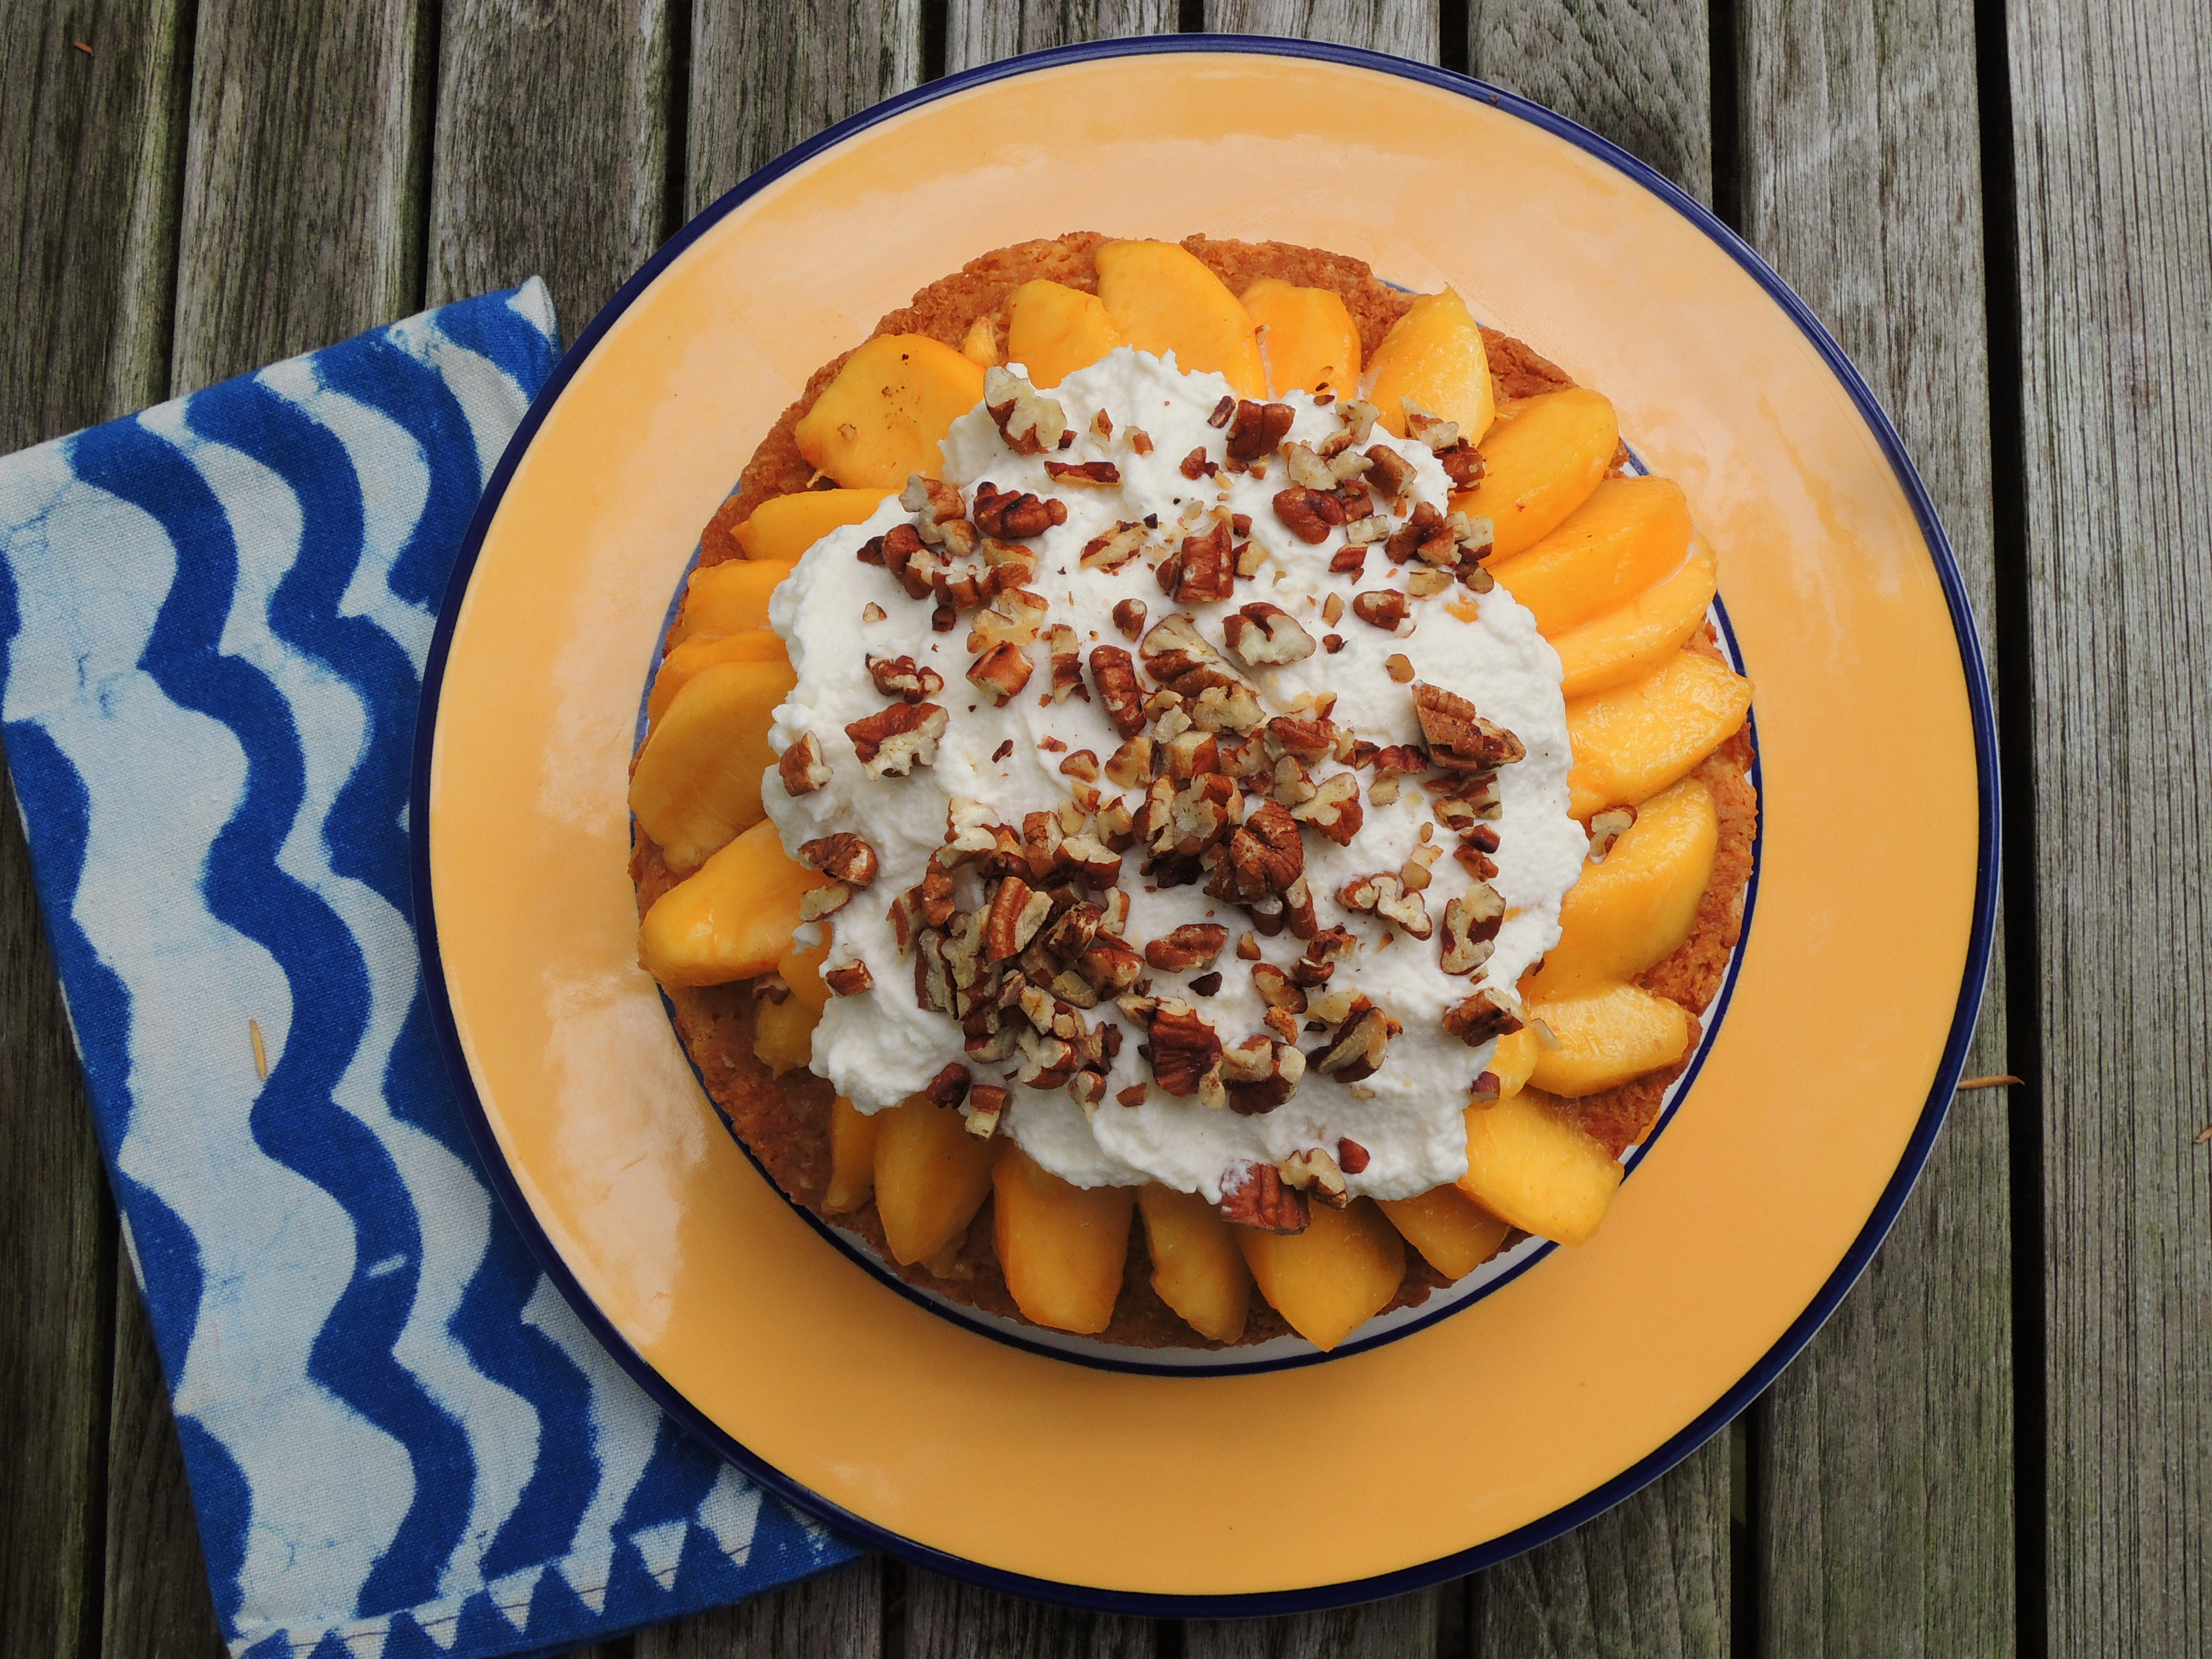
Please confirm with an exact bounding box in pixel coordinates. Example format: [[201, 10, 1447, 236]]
[[3, 0, 2203, 1653]]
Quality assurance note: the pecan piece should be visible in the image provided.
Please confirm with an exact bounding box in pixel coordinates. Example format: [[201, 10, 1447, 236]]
[[1045, 459, 1121, 485], [1413, 683, 1527, 769], [866, 653, 944, 703], [845, 702, 947, 777], [1587, 804, 1637, 862], [924, 1061, 972, 1107], [1139, 612, 1246, 698], [1220, 1035, 1305, 1115], [972, 480, 1068, 539], [1439, 884, 1504, 975], [1145, 923, 1229, 973], [1157, 520, 1236, 603], [1442, 986, 1525, 1047], [1278, 1145, 1347, 1206], [963, 1083, 1010, 1138], [1221, 601, 1317, 667], [1351, 589, 1410, 632], [1288, 773, 1363, 846], [1178, 445, 1218, 481], [1312, 1005, 1399, 1084], [1206, 799, 1304, 904], [798, 832, 879, 886], [1290, 926, 1356, 988], [984, 364, 1066, 455], [966, 642, 1034, 706], [1081, 521, 1149, 574], [778, 732, 831, 796], [1273, 486, 1346, 544], [1225, 399, 1297, 463], [1076, 939, 1145, 994], [799, 882, 854, 922], [1089, 645, 1146, 737], [1250, 962, 1307, 1014], [823, 960, 874, 996], [1363, 444, 1417, 498], [1336, 1136, 1371, 1175], [1044, 624, 1090, 704], [1339, 872, 1433, 939], [1218, 1161, 1308, 1233], [1144, 1000, 1223, 1100], [1111, 596, 1148, 638], [983, 876, 1054, 962]]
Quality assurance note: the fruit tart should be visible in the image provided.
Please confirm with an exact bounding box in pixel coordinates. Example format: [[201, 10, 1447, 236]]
[[629, 233, 1756, 1353]]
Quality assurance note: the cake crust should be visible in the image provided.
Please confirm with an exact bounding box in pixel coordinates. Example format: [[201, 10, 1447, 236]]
[[637, 232, 1756, 1348]]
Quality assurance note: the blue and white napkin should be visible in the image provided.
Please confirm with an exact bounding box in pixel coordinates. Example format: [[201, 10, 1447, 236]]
[[0, 281, 857, 1659]]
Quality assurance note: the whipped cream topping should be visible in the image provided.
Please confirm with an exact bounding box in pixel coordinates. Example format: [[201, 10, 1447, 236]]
[[764, 347, 1583, 1203]]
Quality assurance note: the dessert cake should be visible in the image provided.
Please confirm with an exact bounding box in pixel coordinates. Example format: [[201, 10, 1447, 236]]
[[629, 234, 1756, 1352]]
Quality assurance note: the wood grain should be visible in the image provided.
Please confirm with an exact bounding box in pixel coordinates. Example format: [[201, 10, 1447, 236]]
[[428, 0, 675, 337], [685, 0, 924, 216], [1186, 1590, 1440, 1659], [1469, 0, 1712, 204], [946, 0, 1176, 68], [0, 3, 192, 1656], [1737, 0, 2013, 1649], [2008, 0, 2212, 1652], [1202, 0, 1438, 58], [169, 0, 433, 392], [1468, 1435, 1729, 1657], [907, 1569, 1158, 1659], [632, 1559, 880, 1658]]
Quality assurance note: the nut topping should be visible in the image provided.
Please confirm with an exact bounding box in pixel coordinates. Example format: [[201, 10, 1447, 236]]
[[1312, 1005, 1399, 1084], [1221, 601, 1317, 666], [1218, 1161, 1308, 1233], [1339, 871, 1434, 939], [1221, 1036, 1305, 1115], [1351, 589, 1411, 632], [1143, 1000, 1223, 1099], [798, 833, 879, 886], [778, 732, 831, 796], [966, 642, 1034, 705], [1225, 399, 1297, 463], [963, 1083, 1009, 1138], [1157, 520, 1236, 603], [824, 960, 874, 996], [1288, 773, 1364, 846], [1111, 596, 1148, 638], [983, 365, 1066, 455], [1082, 522, 1149, 573], [1442, 986, 1525, 1047], [1144, 923, 1229, 973], [972, 480, 1068, 539], [866, 653, 945, 703], [1277, 1146, 1348, 1207], [1139, 613, 1247, 698], [1336, 1136, 1371, 1175], [1413, 683, 1527, 769], [845, 701, 947, 777], [983, 875, 1054, 962], [924, 1061, 972, 1107], [1439, 884, 1505, 974], [1090, 645, 1147, 737], [1272, 486, 1346, 544], [1587, 804, 1637, 862], [1045, 459, 1122, 485]]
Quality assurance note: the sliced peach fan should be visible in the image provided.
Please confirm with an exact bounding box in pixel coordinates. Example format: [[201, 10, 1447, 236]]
[[631, 234, 1756, 1354]]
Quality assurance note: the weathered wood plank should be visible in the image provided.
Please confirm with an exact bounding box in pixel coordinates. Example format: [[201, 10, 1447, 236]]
[[947, 0, 1176, 67], [1469, 0, 1711, 204], [1202, 0, 1438, 58], [0, 4, 192, 1657], [631, 1559, 879, 1659], [907, 1570, 1157, 1659], [2008, 0, 2212, 1653], [169, 0, 433, 393], [98, 1284, 226, 1659], [685, 0, 924, 218], [1736, 0, 2013, 1650], [427, 0, 675, 337], [1186, 1591, 1440, 1659], [1469, 1436, 1729, 1657]]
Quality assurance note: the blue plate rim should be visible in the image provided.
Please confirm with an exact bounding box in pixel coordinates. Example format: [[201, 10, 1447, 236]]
[[409, 32, 2001, 1616]]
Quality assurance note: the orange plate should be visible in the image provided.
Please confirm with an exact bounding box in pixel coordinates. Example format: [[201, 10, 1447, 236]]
[[414, 40, 1996, 1611]]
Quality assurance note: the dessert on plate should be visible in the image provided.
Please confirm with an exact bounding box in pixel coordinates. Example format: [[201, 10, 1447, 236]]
[[628, 234, 1755, 1352]]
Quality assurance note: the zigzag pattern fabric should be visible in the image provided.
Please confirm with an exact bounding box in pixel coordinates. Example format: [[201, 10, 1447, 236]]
[[0, 281, 856, 1659]]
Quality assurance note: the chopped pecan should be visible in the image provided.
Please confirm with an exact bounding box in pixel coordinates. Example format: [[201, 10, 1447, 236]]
[[1188, 682, 1265, 734], [1370, 744, 1429, 774], [1400, 842, 1443, 892], [1076, 939, 1145, 994], [1061, 834, 1121, 887], [983, 876, 1054, 962], [1103, 734, 1154, 786], [1067, 1070, 1108, 1112], [1402, 403, 1460, 452], [1145, 923, 1229, 973], [1207, 799, 1303, 903], [1225, 399, 1297, 463], [1221, 1035, 1305, 1115], [845, 702, 947, 777], [1017, 1029, 1082, 1089], [1336, 1136, 1371, 1175], [1143, 1000, 1223, 1099], [1188, 971, 1223, 996], [1250, 962, 1307, 1013], [824, 960, 874, 996], [1351, 589, 1410, 632], [1178, 446, 1217, 481], [1111, 596, 1148, 638], [1587, 804, 1637, 862], [1129, 429, 1154, 455], [1339, 872, 1433, 939], [1363, 444, 1417, 498], [1219, 1161, 1308, 1233], [1435, 769, 1503, 824], [1266, 715, 1338, 764], [1281, 440, 1334, 489], [1384, 501, 1445, 565], [908, 854, 956, 928], [778, 732, 831, 796], [1273, 486, 1346, 544], [1442, 986, 1525, 1047], [866, 653, 944, 703], [1278, 1145, 1347, 1206], [1081, 521, 1149, 574], [1439, 883, 1505, 974], [1289, 773, 1363, 846], [1221, 601, 1317, 667], [1039, 623, 1088, 705], [1436, 441, 1484, 489], [1413, 683, 1527, 769], [872, 521, 935, 598], [1139, 613, 1246, 698], [965, 642, 1034, 705], [972, 480, 1067, 539], [984, 364, 1066, 455], [1059, 748, 1101, 781], [1207, 395, 1236, 428], [1041, 900, 1104, 959], [1118, 1083, 1149, 1108], [967, 586, 1049, 651], [800, 883, 854, 922], [1090, 645, 1146, 737], [1157, 520, 1236, 603], [1045, 459, 1121, 485], [1312, 1005, 1398, 1084], [1290, 926, 1356, 987], [1161, 728, 1220, 781], [798, 832, 879, 886], [924, 1061, 972, 1107], [964, 1083, 1009, 1137]]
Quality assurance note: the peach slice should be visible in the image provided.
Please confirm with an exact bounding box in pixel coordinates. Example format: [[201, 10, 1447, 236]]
[[1489, 476, 1693, 637], [1565, 649, 1753, 818], [1094, 240, 1266, 397], [1452, 388, 1618, 560], [1236, 1197, 1406, 1352], [1364, 287, 1494, 443], [1489, 1025, 1541, 1099], [637, 817, 828, 987], [824, 1097, 879, 1214], [1527, 983, 1692, 1097], [1379, 1184, 1511, 1281], [1135, 1184, 1253, 1344], [1527, 778, 1719, 1000], [1552, 539, 1718, 698], [629, 658, 797, 871], [793, 334, 987, 489], [752, 994, 819, 1075], [776, 931, 832, 1013], [873, 1094, 997, 1266], [665, 558, 794, 649], [992, 1142, 1136, 1334], [646, 628, 786, 732], [1457, 1092, 1622, 1246], [1006, 279, 1125, 389], [1239, 277, 1362, 398], [960, 316, 999, 368], [733, 488, 893, 563]]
